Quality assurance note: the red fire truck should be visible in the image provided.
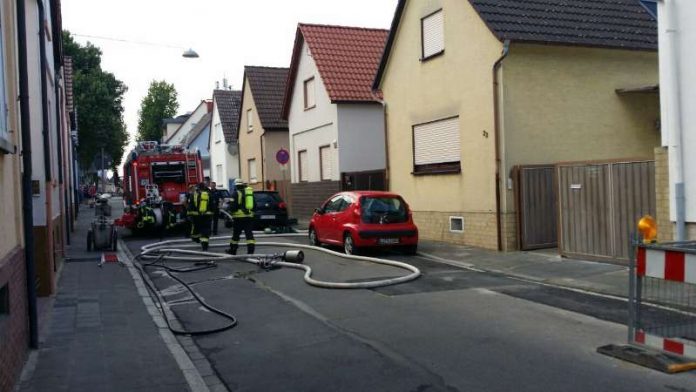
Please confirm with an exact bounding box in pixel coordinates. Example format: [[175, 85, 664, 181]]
[[116, 141, 204, 231]]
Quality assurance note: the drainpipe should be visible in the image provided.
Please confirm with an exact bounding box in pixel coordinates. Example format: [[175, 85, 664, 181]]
[[259, 133, 265, 190], [662, 0, 686, 241], [17, 0, 39, 349], [381, 101, 389, 190], [492, 40, 511, 251]]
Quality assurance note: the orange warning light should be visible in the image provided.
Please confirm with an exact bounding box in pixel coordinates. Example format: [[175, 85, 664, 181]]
[[637, 215, 658, 243]]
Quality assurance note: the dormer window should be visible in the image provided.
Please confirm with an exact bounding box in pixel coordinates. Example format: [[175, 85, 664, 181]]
[[421, 9, 444, 61]]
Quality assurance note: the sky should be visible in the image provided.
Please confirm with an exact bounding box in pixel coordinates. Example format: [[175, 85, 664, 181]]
[[61, 0, 399, 170]]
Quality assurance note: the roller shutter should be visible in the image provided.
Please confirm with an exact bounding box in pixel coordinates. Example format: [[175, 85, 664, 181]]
[[422, 10, 444, 58], [413, 117, 460, 166]]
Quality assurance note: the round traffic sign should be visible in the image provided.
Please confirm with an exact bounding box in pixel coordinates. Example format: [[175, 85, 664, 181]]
[[276, 148, 290, 165]]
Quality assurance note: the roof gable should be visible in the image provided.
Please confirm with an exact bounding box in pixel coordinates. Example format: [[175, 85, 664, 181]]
[[374, 0, 657, 89], [184, 112, 212, 147], [212, 89, 242, 143], [244, 66, 289, 130], [283, 23, 389, 118]]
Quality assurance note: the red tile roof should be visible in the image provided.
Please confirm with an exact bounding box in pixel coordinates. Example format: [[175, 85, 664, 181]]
[[283, 24, 389, 118]]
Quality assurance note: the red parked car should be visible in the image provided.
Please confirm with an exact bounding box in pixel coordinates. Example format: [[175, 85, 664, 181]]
[[309, 191, 419, 255]]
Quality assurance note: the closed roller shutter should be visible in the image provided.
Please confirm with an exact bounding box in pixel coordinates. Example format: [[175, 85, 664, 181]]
[[414, 117, 460, 166], [320, 145, 332, 180], [298, 150, 308, 181], [422, 10, 444, 58]]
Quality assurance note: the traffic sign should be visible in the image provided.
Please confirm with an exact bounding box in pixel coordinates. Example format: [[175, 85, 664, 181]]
[[276, 148, 290, 165]]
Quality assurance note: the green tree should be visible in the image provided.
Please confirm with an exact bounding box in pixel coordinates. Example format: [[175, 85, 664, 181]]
[[62, 31, 128, 171], [137, 81, 178, 141]]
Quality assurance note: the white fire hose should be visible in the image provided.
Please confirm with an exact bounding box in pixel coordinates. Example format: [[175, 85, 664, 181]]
[[138, 233, 422, 289]]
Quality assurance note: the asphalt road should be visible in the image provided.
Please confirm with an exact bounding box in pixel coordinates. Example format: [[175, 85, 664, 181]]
[[123, 233, 696, 392]]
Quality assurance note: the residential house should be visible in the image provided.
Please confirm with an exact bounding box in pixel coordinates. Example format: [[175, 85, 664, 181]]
[[208, 89, 242, 190], [27, 0, 74, 295], [238, 66, 290, 200], [374, 0, 659, 252], [282, 24, 389, 220], [183, 112, 212, 178], [161, 114, 189, 142], [655, 0, 696, 242], [165, 99, 212, 146], [1, 0, 75, 389], [0, 0, 29, 389]]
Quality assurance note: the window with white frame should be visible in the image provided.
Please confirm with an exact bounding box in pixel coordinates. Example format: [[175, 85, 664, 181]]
[[421, 9, 444, 60], [412, 116, 461, 174], [248, 158, 257, 183], [0, 11, 10, 155], [298, 150, 308, 181], [319, 145, 332, 181], [214, 122, 222, 143], [247, 109, 253, 132], [304, 77, 316, 110]]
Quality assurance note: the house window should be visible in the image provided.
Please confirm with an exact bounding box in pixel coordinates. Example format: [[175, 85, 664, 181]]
[[304, 77, 316, 110], [319, 145, 332, 181], [0, 11, 11, 155], [214, 123, 222, 143], [449, 216, 464, 233], [216, 164, 223, 184], [412, 116, 461, 174], [248, 158, 257, 183], [247, 109, 253, 133], [298, 150, 308, 182], [421, 9, 444, 60]]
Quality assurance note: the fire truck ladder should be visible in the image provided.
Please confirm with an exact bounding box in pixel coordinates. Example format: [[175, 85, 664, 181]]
[[185, 154, 198, 186]]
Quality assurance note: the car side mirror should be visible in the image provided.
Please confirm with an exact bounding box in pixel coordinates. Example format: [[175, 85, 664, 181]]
[[315, 208, 324, 215]]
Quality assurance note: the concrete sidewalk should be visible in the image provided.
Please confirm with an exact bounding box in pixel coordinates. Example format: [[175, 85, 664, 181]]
[[416, 241, 629, 299], [17, 198, 193, 392]]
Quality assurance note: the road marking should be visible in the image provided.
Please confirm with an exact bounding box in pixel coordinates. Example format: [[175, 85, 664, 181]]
[[416, 251, 696, 319], [118, 240, 212, 392]]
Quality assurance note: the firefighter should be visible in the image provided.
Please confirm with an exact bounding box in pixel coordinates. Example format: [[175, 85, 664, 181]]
[[136, 199, 156, 229], [210, 181, 220, 235], [192, 182, 214, 251], [226, 180, 255, 255], [186, 184, 199, 241]]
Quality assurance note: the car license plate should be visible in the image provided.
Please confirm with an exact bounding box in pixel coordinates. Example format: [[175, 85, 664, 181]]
[[260, 215, 276, 220], [378, 238, 400, 245]]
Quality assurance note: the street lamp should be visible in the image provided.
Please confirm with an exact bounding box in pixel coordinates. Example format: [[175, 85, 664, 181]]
[[72, 33, 201, 58]]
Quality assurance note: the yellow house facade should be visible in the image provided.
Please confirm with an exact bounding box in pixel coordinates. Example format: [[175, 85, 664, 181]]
[[238, 66, 291, 199], [375, 0, 659, 250]]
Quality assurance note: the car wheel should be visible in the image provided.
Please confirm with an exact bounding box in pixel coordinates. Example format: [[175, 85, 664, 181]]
[[344, 233, 360, 256], [403, 244, 418, 255], [309, 228, 320, 246]]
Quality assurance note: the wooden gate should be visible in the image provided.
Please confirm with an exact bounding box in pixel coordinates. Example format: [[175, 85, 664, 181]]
[[557, 160, 655, 261], [516, 166, 558, 250]]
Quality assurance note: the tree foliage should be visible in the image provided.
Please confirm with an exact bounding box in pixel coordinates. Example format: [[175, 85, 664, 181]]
[[137, 81, 178, 142], [62, 31, 128, 171]]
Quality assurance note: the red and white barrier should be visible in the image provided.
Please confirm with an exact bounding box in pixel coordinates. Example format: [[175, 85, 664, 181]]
[[636, 247, 696, 283], [635, 330, 696, 358]]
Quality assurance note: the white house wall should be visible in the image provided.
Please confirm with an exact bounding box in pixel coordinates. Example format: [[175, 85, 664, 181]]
[[168, 102, 208, 145], [336, 103, 386, 174], [659, 0, 696, 222], [209, 103, 239, 190], [288, 40, 338, 183]]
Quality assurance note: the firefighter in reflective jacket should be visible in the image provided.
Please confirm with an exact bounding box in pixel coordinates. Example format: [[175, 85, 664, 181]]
[[226, 180, 255, 255], [136, 200, 156, 229], [191, 182, 214, 251], [185, 185, 198, 240]]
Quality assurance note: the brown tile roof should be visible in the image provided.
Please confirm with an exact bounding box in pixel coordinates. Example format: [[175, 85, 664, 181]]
[[283, 24, 389, 118], [374, 0, 657, 89], [244, 66, 289, 130], [213, 89, 242, 143]]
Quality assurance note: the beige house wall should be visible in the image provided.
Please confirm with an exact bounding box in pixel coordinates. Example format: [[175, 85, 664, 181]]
[[0, 0, 23, 257], [239, 77, 264, 190], [380, 0, 503, 249]]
